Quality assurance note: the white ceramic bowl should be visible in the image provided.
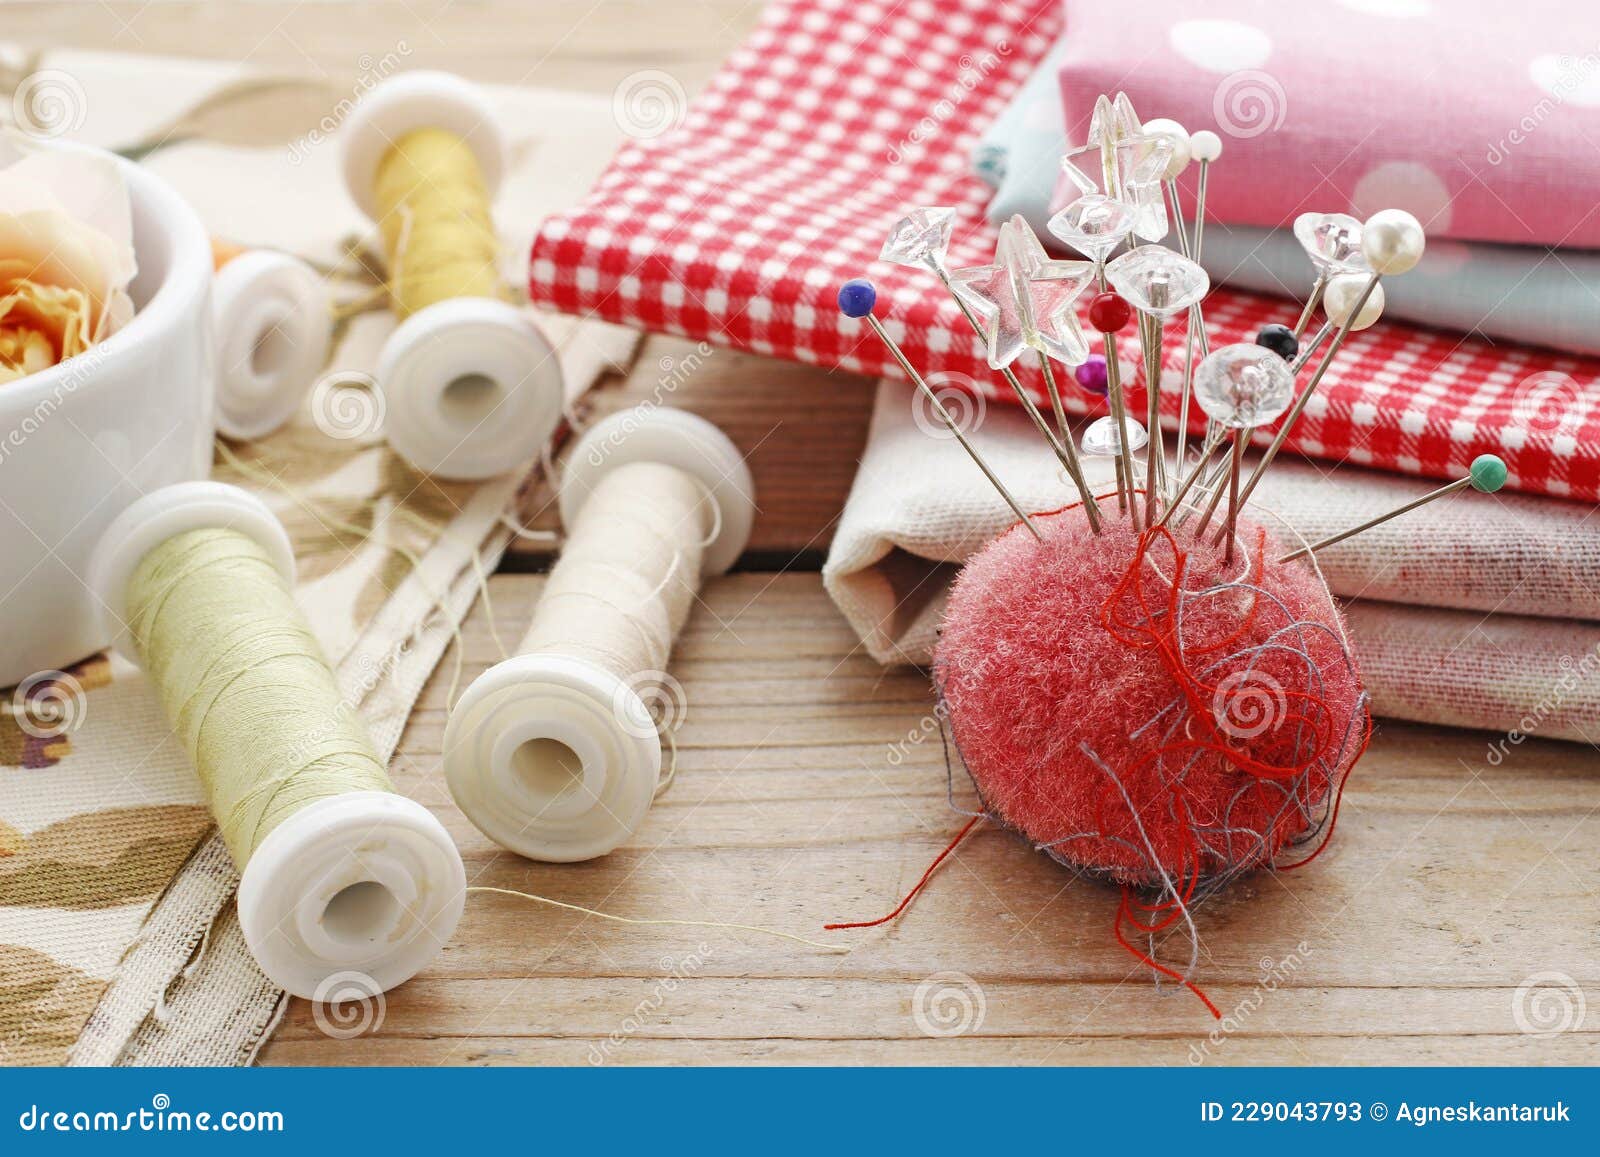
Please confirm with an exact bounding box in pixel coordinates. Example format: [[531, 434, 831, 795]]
[[0, 143, 214, 688]]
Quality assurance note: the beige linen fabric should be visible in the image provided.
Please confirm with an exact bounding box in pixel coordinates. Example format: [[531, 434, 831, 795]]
[[825, 381, 1600, 746], [0, 47, 638, 1066]]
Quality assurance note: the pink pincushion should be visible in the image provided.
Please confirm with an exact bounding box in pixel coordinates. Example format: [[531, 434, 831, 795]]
[[935, 509, 1367, 886]]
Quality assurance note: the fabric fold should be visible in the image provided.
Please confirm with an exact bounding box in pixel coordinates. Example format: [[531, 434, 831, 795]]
[[529, 0, 1600, 503], [824, 380, 1600, 744], [974, 42, 1600, 358]]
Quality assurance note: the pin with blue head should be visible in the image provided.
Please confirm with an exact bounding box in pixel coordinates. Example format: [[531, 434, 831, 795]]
[[837, 278, 878, 319], [834, 274, 1042, 540]]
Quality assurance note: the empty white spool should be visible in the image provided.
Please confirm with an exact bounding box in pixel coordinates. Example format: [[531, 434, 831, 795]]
[[340, 70, 564, 480], [212, 250, 332, 440], [444, 407, 755, 861], [87, 481, 465, 999]]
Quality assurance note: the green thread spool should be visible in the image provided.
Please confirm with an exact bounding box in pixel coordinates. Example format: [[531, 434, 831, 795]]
[[444, 407, 756, 862], [339, 70, 564, 481], [89, 481, 464, 999]]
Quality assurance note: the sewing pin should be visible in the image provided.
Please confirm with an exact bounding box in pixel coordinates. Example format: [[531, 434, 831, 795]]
[[1088, 288, 1141, 529], [882, 209, 1103, 530], [1106, 246, 1208, 522], [1280, 456, 1507, 563], [838, 279, 1040, 539], [1225, 218, 1413, 535], [1189, 344, 1296, 560], [1291, 212, 1369, 339]]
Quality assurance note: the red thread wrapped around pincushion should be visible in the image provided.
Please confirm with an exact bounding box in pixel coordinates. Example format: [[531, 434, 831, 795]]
[[935, 510, 1368, 888]]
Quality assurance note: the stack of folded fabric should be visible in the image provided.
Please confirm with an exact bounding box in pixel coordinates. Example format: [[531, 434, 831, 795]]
[[825, 380, 1600, 745], [982, 0, 1600, 357], [531, 0, 1600, 743]]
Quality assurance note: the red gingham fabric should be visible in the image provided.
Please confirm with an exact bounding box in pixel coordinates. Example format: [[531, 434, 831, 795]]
[[530, 0, 1600, 501]]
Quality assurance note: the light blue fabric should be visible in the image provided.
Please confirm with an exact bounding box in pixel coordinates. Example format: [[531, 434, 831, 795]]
[[971, 36, 1067, 241], [977, 50, 1600, 356]]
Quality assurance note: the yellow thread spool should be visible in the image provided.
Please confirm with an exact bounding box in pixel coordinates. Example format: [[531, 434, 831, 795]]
[[340, 71, 565, 480], [443, 408, 756, 861], [88, 481, 464, 998]]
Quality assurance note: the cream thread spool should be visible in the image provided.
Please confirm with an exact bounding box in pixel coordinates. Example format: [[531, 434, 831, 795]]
[[212, 249, 332, 440], [87, 481, 464, 998], [339, 71, 564, 480], [445, 408, 756, 861]]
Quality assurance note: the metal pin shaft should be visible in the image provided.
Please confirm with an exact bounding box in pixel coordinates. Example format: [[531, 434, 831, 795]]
[[1280, 476, 1472, 563], [865, 314, 1041, 540], [1222, 272, 1383, 535]]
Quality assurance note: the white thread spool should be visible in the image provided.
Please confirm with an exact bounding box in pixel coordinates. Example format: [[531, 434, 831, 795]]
[[340, 71, 565, 480], [212, 250, 332, 440], [87, 481, 465, 998], [445, 408, 756, 861]]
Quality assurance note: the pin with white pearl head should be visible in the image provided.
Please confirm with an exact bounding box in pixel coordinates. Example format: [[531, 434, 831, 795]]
[[1186, 130, 1223, 264], [1194, 267, 1391, 538], [211, 250, 332, 440], [1281, 455, 1508, 563], [1141, 118, 1193, 258], [444, 407, 756, 861], [1225, 209, 1421, 529], [837, 278, 1043, 540], [339, 71, 565, 480]]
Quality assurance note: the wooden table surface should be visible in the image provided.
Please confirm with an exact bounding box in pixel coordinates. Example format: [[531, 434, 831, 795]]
[[13, 0, 1594, 1067], [258, 337, 1600, 1066]]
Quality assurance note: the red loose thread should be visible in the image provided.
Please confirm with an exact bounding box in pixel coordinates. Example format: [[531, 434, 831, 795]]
[[828, 514, 1369, 1021]]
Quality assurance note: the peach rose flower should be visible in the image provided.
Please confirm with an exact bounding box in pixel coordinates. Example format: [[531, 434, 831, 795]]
[[0, 136, 136, 385]]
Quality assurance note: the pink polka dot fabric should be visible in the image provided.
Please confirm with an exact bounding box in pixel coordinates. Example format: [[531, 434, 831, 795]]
[[1057, 0, 1600, 247], [529, 0, 1600, 502]]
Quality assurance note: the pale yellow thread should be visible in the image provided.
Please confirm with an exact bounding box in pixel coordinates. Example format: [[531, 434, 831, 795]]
[[125, 528, 392, 865], [466, 887, 848, 952]]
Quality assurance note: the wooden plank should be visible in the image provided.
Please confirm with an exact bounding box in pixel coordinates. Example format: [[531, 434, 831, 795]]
[[260, 574, 1600, 1065]]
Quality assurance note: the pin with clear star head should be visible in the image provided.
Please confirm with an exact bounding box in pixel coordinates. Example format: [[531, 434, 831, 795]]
[[948, 217, 1094, 370], [948, 217, 1103, 530], [880, 209, 1103, 529]]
